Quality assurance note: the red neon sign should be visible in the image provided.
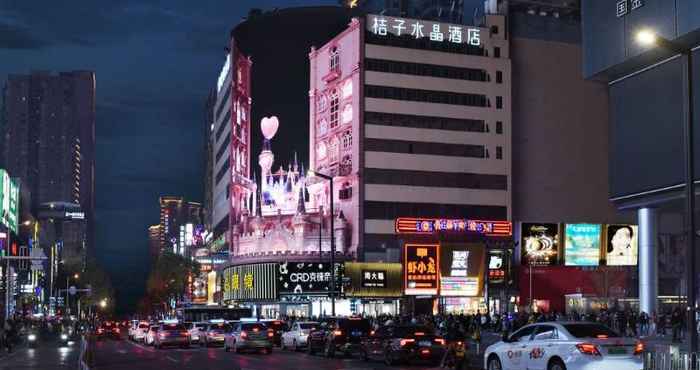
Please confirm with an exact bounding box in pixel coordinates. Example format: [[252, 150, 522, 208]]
[[395, 218, 512, 236], [404, 244, 439, 295]]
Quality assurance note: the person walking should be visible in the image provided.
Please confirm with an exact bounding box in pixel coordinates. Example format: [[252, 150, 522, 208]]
[[671, 308, 682, 342], [3, 320, 14, 353], [639, 311, 649, 337]]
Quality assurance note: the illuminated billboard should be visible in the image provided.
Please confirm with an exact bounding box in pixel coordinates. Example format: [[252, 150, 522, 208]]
[[404, 244, 439, 295], [521, 223, 560, 266], [605, 225, 638, 266], [564, 224, 601, 266], [439, 244, 485, 296], [223, 263, 277, 301], [277, 262, 343, 296], [395, 217, 512, 236], [0, 170, 19, 234]]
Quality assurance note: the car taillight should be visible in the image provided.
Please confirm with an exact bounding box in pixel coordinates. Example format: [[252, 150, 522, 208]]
[[253, 327, 259, 332], [333, 330, 342, 336], [370, 330, 375, 336], [420, 349, 430, 355], [400, 338, 415, 347], [576, 343, 601, 356], [267, 330, 274, 338], [414, 332, 425, 336], [434, 338, 446, 346], [241, 331, 248, 339], [181, 331, 189, 336], [159, 333, 166, 338], [634, 341, 644, 355], [98, 329, 103, 333], [114, 328, 120, 333]]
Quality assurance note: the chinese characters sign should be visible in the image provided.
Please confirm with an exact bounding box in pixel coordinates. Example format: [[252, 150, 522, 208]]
[[395, 217, 512, 236], [367, 15, 481, 46], [361, 270, 386, 288], [222, 263, 277, 301], [439, 244, 485, 296], [404, 244, 439, 295], [277, 261, 344, 295], [0, 170, 19, 234], [616, 0, 644, 18]]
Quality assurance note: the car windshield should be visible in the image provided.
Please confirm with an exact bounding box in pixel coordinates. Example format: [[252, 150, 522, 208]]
[[338, 318, 371, 332], [209, 324, 230, 332], [150, 327, 159, 331], [183, 323, 193, 329], [299, 323, 317, 330], [266, 321, 284, 330], [196, 324, 207, 330], [242, 323, 267, 331], [563, 324, 620, 338], [393, 326, 435, 337], [138, 324, 149, 329], [162, 324, 186, 330]]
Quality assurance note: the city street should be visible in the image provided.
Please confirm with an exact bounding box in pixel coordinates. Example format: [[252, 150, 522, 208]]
[[89, 338, 472, 370], [0, 338, 80, 370]]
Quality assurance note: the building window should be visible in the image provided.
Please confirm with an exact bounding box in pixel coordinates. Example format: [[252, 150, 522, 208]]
[[330, 89, 340, 128], [494, 47, 501, 58], [318, 119, 328, 136], [342, 79, 353, 99], [342, 104, 353, 124], [365, 58, 488, 82], [496, 121, 503, 134], [496, 146, 503, 160], [364, 138, 485, 158], [317, 94, 328, 112], [329, 137, 339, 163], [496, 71, 503, 84], [316, 141, 328, 160], [330, 47, 340, 72], [364, 111, 486, 132], [496, 96, 503, 109], [365, 85, 487, 107], [341, 130, 352, 149], [491, 25, 499, 35]]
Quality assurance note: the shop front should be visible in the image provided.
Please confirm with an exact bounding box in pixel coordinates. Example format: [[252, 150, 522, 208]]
[[221, 263, 278, 317], [276, 260, 345, 318], [344, 262, 403, 316], [395, 218, 513, 316]]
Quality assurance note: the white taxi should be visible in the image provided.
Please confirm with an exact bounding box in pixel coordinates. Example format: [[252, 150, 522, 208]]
[[484, 322, 643, 370]]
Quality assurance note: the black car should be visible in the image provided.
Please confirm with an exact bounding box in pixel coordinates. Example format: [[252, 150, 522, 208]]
[[307, 317, 371, 358], [261, 319, 286, 346], [361, 325, 446, 366]]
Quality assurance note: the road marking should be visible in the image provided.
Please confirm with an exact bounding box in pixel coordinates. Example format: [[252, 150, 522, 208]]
[[126, 340, 154, 352], [165, 355, 178, 363]]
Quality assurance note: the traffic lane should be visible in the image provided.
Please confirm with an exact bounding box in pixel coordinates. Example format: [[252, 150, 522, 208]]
[[0, 338, 80, 370], [94, 339, 480, 370]]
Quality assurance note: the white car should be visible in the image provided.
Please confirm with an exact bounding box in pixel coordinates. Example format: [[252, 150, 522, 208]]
[[281, 321, 318, 351], [131, 322, 150, 342], [484, 322, 643, 370], [145, 325, 160, 346]]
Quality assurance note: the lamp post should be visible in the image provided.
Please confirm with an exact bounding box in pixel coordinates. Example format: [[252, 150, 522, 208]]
[[308, 170, 336, 316], [637, 29, 697, 354]]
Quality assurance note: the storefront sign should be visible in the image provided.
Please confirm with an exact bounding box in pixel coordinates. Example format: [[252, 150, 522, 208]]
[[564, 224, 601, 266], [605, 224, 638, 266], [223, 263, 277, 301], [616, 0, 643, 18], [521, 223, 560, 266], [367, 15, 481, 46], [277, 262, 343, 295], [361, 270, 386, 288], [65, 212, 85, 220], [488, 250, 506, 284], [0, 170, 19, 233], [404, 244, 439, 295], [395, 218, 512, 236], [439, 244, 485, 297]]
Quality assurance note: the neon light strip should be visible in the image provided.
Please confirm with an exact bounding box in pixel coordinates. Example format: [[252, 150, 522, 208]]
[[395, 217, 512, 236]]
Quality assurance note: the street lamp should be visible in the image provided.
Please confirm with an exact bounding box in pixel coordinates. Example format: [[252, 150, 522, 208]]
[[636, 29, 697, 354], [100, 299, 107, 309], [308, 170, 336, 316]]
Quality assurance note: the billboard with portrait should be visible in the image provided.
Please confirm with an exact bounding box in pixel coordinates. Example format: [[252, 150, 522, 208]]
[[521, 223, 560, 266], [404, 244, 439, 295], [564, 224, 602, 266], [439, 243, 485, 297], [605, 225, 638, 266]]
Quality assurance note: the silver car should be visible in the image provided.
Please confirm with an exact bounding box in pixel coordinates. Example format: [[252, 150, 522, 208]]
[[224, 322, 273, 354], [281, 321, 318, 351], [202, 322, 230, 347], [154, 323, 190, 349]]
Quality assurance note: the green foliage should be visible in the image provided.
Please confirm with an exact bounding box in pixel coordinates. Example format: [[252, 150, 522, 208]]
[[81, 258, 116, 312], [144, 252, 200, 313]]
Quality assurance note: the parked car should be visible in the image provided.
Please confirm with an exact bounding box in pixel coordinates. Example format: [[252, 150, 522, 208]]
[[201, 322, 230, 347], [154, 323, 190, 349], [145, 325, 160, 346], [131, 322, 150, 342], [261, 319, 287, 346], [281, 321, 318, 351], [307, 317, 371, 358], [224, 322, 273, 354], [361, 325, 446, 366]]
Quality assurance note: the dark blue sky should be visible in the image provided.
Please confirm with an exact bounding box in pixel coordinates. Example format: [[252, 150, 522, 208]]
[[0, 0, 484, 312]]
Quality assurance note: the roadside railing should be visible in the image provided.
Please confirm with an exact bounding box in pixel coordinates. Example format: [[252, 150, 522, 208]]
[[644, 351, 700, 370]]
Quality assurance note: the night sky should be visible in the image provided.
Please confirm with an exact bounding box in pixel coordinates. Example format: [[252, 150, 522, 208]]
[[0, 0, 482, 313]]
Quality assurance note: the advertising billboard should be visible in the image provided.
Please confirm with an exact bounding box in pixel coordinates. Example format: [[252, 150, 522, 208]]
[[0, 170, 19, 234], [404, 244, 439, 295], [395, 218, 512, 237], [439, 243, 485, 296], [488, 250, 506, 284], [277, 261, 343, 295], [564, 224, 601, 266], [521, 223, 560, 266], [344, 262, 403, 297], [605, 224, 638, 266], [223, 263, 277, 301]]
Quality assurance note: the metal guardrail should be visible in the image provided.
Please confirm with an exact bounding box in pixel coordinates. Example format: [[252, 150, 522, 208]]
[[644, 352, 700, 370]]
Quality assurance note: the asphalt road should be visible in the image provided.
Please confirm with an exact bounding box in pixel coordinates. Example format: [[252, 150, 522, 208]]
[[0, 336, 81, 370], [90, 338, 479, 370]]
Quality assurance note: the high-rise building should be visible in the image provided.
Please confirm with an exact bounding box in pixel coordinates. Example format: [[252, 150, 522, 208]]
[[158, 196, 202, 257], [148, 224, 161, 263], [309, 14, 511, 261], [1, 70, 95, 264], [203, 90, 216, 231], [343, 0, 471, 24]]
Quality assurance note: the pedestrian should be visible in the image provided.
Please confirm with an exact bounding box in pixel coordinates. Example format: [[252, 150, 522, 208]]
[[671, 308, 682, 342], [639, 311, 649, 337], [3, 320, 13, 353]]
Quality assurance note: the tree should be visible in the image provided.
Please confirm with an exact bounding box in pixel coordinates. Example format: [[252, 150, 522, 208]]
[[143, 252, 200, 316], [80, 258, 116, 315]]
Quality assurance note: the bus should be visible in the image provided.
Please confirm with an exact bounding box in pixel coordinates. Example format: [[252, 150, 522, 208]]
[[176, 306, 253, 323]]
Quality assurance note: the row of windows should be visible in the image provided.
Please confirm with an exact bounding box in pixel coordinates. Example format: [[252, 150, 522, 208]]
[[365, 58, 488, 82], [365, 31, 485, 56], [215, 87, 230, 120], [215, 134, 231, 163], [365, 85, 487, 107], [363, 201, 507, 220], [364, 138, 485, 158], [364, 111, 485, 132], [215, 109, 230, 143], [364, 168, 507, 190], [215, 158, 230, 185]]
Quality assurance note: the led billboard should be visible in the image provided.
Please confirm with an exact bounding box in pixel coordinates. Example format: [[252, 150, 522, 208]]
[[605, 224, 638, 266], [404, 244, 439, 295], [521, 223, 560, 266], [0, 170, 19, 234], [564, 224, 601, 266], [439, 244, 485, 296]]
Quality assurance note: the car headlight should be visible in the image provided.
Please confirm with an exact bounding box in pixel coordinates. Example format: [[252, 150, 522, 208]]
[[28, 334, 37, 341], [61, 334, 68, 340]]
